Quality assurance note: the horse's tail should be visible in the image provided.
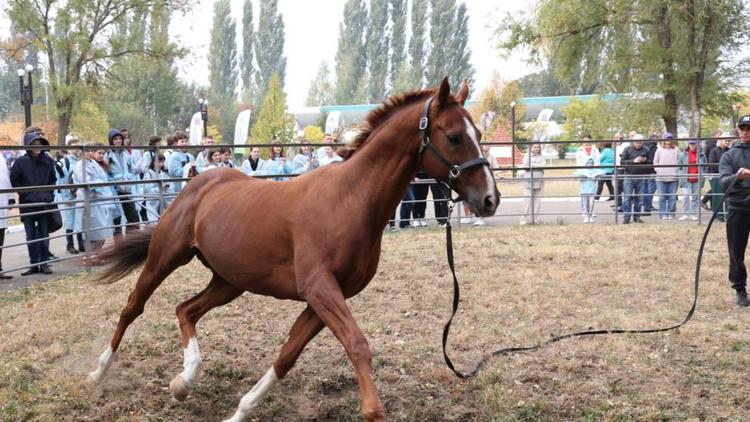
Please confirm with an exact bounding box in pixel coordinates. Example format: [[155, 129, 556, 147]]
[[93, 227, 155, 284]]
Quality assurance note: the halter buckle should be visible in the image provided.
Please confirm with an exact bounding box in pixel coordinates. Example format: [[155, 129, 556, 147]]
[[419, 117, 429, 130], [449, 166, 461, 180]]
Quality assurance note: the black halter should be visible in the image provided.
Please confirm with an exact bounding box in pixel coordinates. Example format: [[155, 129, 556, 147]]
[[417, 97, 490, 186]]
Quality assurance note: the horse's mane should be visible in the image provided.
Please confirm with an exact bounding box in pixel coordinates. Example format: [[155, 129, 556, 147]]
[[337, 88, 439, 160]]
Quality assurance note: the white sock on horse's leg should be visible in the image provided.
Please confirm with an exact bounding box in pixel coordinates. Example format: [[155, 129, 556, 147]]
[[223, 367, 279, 422], [88, 346, 114, 383], [170, 337, 201, 401]]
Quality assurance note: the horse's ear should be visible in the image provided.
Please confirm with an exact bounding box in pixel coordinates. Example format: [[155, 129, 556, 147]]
[[455, 80, 469, 106], [437, 76, 451, 109]]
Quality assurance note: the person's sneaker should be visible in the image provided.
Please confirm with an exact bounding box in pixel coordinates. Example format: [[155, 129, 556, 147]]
[[438, 222, 448, 228], [460, 217, 474, 224], [39, 264, 53, 275], [0, 273, 12, 280], [48, 252, 56, 260], [737, 291, 749, 307], [519, 220, 528, 226], [623, 218, 630, 224], [678, 215, 689, 221], [473, 218, 486, 226], [634, 217, 644, 223], [689, 215, 698, 221], [21, 266, 40, 276], [67, 245, 80, 255]]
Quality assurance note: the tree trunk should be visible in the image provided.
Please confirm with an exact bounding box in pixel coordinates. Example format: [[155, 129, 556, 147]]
[[688, 82, 701, 138], [56, 98, 73, 146], [655, 5, 678, 135]]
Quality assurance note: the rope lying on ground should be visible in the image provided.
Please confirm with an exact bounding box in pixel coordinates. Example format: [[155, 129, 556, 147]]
[[441, 203, 722, 379]]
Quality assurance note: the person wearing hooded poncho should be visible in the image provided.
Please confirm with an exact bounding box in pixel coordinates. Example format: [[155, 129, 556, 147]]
[[73, 145, 121, 250], [10, 133, 57, 275], [105, 129, 140, 236]]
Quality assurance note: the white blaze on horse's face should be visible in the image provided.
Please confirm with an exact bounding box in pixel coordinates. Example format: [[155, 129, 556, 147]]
[[463, 117, 495, 200]]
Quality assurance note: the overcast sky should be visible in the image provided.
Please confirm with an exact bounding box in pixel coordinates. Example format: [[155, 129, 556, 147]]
[[1, 1, 538, 108], [170, 0, 537, 108]]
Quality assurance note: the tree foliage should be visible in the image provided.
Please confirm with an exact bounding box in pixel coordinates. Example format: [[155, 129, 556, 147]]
[[251, 73, 295, 143], [407, 0, 428, 89], [306, 62, 335, 107], [389, 0, 407, 92], [498, 0, 750, 136], [6, 0, 186, 144], [469, 73, 525, 136], [303, 125, 324, 142], [366, 0, 390, 102], [334, 0, 368, 104], [240, 0, 256, 103], [254, 0, 286, 110], [209, 0, 239, 142]]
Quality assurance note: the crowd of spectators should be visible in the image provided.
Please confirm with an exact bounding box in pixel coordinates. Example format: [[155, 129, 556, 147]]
[[0, 123, 743, 280]]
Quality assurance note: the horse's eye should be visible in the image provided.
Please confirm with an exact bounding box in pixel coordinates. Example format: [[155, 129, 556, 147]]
[[447, 134, 462, 145]]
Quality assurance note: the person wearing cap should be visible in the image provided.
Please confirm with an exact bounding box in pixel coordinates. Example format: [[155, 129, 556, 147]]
[[677, 139, 707, 221], [719, 114, 750, 306], [10, 133, 57, 275]]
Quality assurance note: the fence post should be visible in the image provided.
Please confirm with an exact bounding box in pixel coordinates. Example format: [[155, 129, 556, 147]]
[[530, 163, 535, 225], [81, 144, 92, 257], [613, 141, 619, 225], [698, 156, 703, 225]]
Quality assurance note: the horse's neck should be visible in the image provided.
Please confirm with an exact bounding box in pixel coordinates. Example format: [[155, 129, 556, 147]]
[[344, 113, 421, 225]]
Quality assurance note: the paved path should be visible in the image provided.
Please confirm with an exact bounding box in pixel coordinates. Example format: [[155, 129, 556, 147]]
[[0, 198, 711, 292]]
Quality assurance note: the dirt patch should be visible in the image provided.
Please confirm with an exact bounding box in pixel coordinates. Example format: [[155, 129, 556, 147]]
[[1, 224, 749, 421]]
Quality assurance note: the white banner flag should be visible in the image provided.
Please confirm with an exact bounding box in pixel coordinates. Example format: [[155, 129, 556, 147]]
[[189, 112, 203, 146], [234, 110, 252, 145]]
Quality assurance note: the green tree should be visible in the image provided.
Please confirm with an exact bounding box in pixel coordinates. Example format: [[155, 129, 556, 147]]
[[6, 0, 186, 145], [446, 3, 474, 89], [406, 0, 428, 89], [469, 73, 525, 136], [367, 0, 389, 102], [303, 125, 324, 141], [254, 0, 286, 110], [251, 73, 295, 143], [389, 0, 407, 92], [240, 0, 256, 103], [426, 0, 456, 86], [498, 0, 750, 136], [71, 99, 109, 142], [209, 0, 239, 142], [335, 0, 368, 104], [305, 62, 335, 106]]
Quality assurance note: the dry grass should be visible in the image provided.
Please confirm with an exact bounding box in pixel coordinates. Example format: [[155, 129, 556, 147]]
[[1, 224, 749, 421]]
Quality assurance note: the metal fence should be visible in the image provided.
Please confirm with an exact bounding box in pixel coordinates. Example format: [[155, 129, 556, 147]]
[[0, 137, 731, 274]]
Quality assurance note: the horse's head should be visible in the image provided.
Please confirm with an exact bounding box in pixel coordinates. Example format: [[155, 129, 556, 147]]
[[419, 77, 500, 217]]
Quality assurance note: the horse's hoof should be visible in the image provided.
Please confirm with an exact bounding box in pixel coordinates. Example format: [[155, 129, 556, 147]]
[[169, 375, 191, 401], [87, 371, 102, 385]]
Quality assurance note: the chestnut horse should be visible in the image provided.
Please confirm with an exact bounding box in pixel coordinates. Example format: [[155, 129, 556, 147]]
[[87, 78, 499, 421]]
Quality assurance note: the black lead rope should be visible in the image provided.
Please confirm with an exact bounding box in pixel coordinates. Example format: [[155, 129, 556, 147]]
[[441, 201, 723, 379]]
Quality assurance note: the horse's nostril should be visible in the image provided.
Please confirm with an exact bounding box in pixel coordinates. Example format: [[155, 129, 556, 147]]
[[483, 195, 495, 210]]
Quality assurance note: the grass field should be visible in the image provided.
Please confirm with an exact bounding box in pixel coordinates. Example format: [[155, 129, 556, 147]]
[[1, 224, 749, 421]]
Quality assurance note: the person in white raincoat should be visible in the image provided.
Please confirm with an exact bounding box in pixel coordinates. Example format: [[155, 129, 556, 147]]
[[0, 151, 12, 279], [73, 146, 119, 250], [55, 138, 84, 254], [141, 154, 172, 222]]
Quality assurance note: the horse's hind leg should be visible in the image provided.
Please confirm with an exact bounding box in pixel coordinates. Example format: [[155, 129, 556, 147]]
[[89, 248, 193, 383], [223, 306, 324, 422], [170, 275, 243, 401]]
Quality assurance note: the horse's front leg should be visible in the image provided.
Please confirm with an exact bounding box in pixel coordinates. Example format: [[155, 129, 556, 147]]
[[304, 273, 385, 422]]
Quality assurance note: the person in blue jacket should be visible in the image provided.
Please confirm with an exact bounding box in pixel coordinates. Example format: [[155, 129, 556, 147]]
[[105, 129, 140, 237], [10, 132, 57, 275], [55, 138, 84, 254], [262, 139, 294, 181]]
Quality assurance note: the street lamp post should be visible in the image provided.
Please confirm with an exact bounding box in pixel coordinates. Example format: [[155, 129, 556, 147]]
[[510, 101, 517, 177], [17, 65, 34, 129], [198, 98, 209, 138]]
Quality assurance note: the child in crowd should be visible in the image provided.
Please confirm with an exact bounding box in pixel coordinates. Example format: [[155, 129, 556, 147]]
[[200, 149, 223, 173], [142, 154, 171, 221], [220, 148, 236, 168], [574, 158, 602, 223]]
